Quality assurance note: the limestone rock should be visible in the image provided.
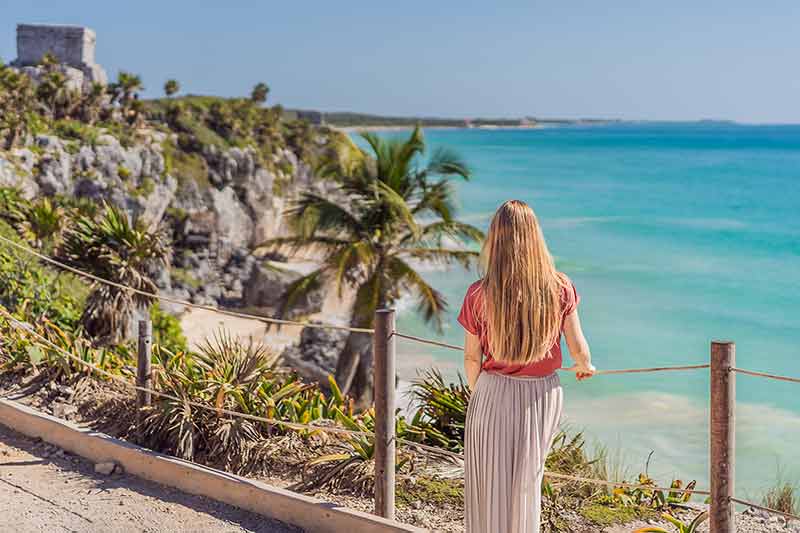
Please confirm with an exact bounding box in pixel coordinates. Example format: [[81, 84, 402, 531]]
[[281, 323, 348, 384], [94, 462, 120, 476], [243, 263, 323, 318], [210, 186, 254, 264]]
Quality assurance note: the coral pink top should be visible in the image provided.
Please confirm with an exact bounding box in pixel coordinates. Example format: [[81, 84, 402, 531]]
[[457, 275, 580, 377]]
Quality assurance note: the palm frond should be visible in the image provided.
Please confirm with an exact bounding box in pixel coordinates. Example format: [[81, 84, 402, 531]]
[[411, 220, 485, 247], [275, 268, 325, 321], [285, 192, 364, 239], [386, 257, 447, 330], [421, 146, 471, 180], [400, 247, 480, 270]]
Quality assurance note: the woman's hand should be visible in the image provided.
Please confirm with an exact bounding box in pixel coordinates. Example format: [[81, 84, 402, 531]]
[[567, 362, 596, 381]]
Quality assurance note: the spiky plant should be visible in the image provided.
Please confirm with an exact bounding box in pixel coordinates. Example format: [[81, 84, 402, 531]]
[[15, 197, 66, 251], [406, 369, 470, 452], [262, 126, 484, 407], [109, 71, 144, 117], [763, 481, 797, 516], [0, 62, 37, 149], [58, 203, 169, 344]]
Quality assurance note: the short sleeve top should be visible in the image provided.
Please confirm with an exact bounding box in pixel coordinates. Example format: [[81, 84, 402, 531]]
[[457, 275, 580, 377]]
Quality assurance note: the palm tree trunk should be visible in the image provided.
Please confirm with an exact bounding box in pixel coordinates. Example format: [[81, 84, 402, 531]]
[[334, 328, 373, 409]]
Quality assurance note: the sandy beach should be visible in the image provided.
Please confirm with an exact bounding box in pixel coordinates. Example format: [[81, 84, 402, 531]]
[[180, 259, 354, 352]]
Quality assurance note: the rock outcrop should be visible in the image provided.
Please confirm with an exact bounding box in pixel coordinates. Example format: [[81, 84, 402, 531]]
[[280, 324, 348, 385], [243, 263, 324, 318]]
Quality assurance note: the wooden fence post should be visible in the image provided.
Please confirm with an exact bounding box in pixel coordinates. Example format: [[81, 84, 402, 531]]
[[136, 319, 153, 442], [373, 308, 396, 520], [710, 340, 735, 533]]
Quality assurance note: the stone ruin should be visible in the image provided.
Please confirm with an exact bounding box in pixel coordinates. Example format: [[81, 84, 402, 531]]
[[10, 24, 108, 92]]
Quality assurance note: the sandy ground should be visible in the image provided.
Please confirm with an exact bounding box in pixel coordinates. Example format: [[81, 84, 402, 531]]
[[0, 424, 302, 533], [181, 259, 355, 352]]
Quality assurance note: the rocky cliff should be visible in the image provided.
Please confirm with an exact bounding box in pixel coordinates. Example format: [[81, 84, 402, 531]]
[[0, 100, 349, 317]]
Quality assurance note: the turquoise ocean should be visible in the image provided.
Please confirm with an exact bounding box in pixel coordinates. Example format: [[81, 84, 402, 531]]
[[360, 123, 800, 495]]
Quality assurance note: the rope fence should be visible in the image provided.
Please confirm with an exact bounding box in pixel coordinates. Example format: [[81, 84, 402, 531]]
[[2, 233, 800, 526], [731, 497, 800, 523], [0, 307, 718, 498], [732, 367, 800, 385]]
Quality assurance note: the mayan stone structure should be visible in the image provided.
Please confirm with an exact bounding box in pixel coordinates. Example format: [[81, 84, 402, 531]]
[[12, 24, 108, 87]]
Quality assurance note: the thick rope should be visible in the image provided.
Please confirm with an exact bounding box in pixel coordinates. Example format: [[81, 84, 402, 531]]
[[731, 497, 800, 522], [731, 367, 800, 385], [393, 332, 710, 375], [0, 234, 373, 334]]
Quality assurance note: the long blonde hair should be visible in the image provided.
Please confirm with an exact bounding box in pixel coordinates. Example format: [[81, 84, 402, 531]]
[[480, 200, 565, 364]]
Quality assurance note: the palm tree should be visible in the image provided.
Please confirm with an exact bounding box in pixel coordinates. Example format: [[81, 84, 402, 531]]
[[58, 203, 169, 345], [109, 71, 144, 108], [263, 126, 484, 407], [250, 82, 269, 105], [0, 62, 36, 149], [79, 82, 106, 125], [164, 79, 180, 98]]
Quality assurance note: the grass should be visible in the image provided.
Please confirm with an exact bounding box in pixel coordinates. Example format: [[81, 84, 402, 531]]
[[397, 477, 463, 508], [763, 482, 797, 515], [127, 177, 155, 198], [162, 140, 210, 189], [170, 267, 202, 290], [580, 503, 654, 526]]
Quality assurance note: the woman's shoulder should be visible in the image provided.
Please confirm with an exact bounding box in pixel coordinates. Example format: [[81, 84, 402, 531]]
[[465, 279, 484, 297], [556, 272, 580, 314]]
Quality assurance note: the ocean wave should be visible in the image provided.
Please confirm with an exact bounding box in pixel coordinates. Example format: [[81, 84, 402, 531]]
[[656, 217, 749, 231]]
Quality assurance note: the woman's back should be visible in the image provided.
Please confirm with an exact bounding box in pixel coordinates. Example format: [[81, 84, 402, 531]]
[[457, 275, 579, 376]]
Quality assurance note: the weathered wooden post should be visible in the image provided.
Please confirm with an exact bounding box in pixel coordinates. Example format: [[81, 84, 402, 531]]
[[373, 309, 396, 520], [136, 319, 153, 442], [710, 340, 736, 533]]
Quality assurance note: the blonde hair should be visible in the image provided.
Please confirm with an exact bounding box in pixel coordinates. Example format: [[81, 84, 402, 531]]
[[479, 200, 565, 364]]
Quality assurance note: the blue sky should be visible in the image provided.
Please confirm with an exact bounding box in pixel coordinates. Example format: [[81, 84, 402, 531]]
[[2, 1, 799, 123]]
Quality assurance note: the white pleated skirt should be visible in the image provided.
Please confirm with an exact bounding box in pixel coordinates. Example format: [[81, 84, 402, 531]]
[[465, 371, 563, 533]]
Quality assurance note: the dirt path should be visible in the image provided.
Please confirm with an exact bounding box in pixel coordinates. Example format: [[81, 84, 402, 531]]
[[0, 425, 303, 533]]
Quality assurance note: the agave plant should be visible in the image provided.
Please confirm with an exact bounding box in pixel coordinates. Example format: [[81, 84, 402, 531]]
[[633, 511, 709, 533], [292, 406, 411, 495], [58, 203, 169, 344], [405, 368, 470, 452], [15, 197, 67, 251]]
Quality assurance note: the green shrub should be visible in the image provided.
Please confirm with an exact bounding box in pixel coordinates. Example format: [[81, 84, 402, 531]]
[[150, 302, 188, 354], [0, 219, 85, 331], [170, 267, 201, 290]]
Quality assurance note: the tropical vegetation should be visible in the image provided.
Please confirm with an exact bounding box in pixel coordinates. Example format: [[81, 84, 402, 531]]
[[263, 126, 484, 406]]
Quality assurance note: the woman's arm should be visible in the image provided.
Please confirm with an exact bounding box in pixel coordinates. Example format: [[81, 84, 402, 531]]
[[563, 310, 595, 381], [464, 331, 483, 390]]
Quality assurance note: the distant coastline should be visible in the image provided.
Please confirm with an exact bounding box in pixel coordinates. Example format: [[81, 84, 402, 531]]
[[286, 108, 620, 130]]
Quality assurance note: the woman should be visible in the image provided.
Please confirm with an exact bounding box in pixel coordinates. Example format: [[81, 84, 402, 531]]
[[459, 200, 595, 533]]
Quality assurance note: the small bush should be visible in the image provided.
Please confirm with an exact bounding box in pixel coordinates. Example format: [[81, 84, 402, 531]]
[[150, 302, 188, 354], [763, 482, 797, 515]]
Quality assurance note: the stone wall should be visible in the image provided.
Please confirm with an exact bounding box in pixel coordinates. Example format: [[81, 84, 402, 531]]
[[12, 24, 107, 86]]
